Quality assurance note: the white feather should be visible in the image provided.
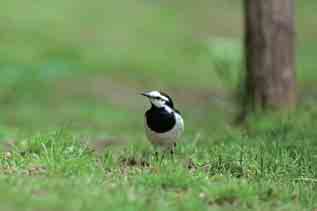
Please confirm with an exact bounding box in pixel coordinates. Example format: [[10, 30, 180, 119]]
[[145, 111, 184, 148], [147, 91, 169, 102]]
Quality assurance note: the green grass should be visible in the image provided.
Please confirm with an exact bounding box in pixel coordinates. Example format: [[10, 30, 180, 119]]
[[1, 0, 317, 210], [1, 119, 317, 210]]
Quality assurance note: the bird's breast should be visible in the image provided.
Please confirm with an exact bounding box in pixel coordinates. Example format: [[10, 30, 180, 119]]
[[144, 111, 184, 147], [145, 109, 176, 133]]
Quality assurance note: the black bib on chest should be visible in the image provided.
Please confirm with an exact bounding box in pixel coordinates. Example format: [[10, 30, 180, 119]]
[[145, 106, 176, 133]]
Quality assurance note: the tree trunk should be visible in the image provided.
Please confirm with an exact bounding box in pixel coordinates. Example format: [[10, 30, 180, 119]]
[[243, 0, 296, 113]]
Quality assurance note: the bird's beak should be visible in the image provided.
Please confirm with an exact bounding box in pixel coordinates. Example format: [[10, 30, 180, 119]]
[[141, 92, 150, 98]]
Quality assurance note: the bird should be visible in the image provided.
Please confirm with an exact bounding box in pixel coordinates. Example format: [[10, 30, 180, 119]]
[[141, 90, 184, 153]]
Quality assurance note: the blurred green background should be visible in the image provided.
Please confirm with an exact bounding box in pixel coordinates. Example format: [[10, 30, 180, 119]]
[[0, 0, 316, 138], [1, 1, 317, 210]]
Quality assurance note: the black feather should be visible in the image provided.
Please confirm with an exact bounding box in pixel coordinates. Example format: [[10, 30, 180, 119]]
[[159, 91, 174, 109], [145, 106, 176, 133]]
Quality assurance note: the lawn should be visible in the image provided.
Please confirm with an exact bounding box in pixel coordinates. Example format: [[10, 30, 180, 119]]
[[0, 0, 317, 210]]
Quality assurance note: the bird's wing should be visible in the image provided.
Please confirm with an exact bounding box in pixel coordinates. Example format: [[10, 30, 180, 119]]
[[175, 113, 184, 133]]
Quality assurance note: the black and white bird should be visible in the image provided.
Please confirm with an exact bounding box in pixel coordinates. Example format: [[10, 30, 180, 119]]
[[141, 91, 184, 150]]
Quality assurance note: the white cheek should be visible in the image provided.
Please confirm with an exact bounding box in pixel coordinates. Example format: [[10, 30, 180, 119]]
[[152, 99, 164, 107]]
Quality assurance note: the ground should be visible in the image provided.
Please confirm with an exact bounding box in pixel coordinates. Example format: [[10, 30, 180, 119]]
[[0, 0, 317, 210]]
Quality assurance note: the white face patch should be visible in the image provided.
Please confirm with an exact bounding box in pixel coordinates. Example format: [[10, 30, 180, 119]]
[[151, 98, 166, 108], [144, 91, 170, 108], [147, 91, 169, 101]]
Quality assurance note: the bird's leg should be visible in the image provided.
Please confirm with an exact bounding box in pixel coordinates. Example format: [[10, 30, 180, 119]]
[[154, 150, 165, 165], [170, 143, 176, 154], [169, 143, 176, 161], [154, 151, 159, 161], [170, 147, 174, 155]]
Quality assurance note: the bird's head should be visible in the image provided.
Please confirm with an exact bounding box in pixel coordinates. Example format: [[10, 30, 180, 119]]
[[141, 91, 174, 108]]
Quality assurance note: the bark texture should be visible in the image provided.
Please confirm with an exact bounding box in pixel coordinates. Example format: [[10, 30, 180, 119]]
[[244, 0, 296, 112]]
